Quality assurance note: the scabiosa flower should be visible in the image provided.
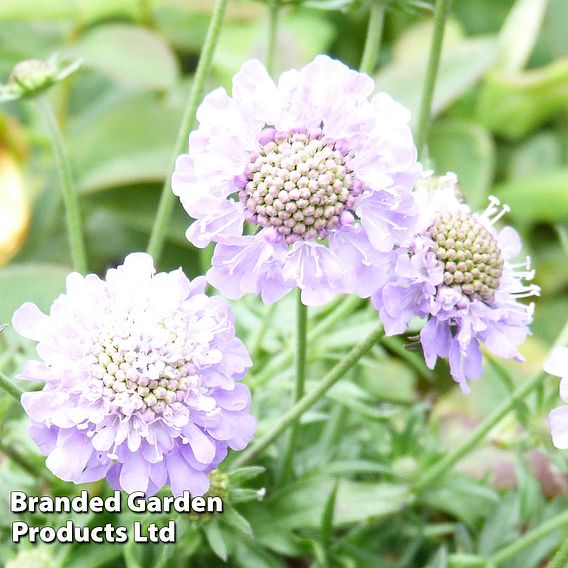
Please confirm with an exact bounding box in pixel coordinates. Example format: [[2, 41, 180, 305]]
[[545, 347, 568, 448], [372, 172, 539, 393], [12, 253, 255, 496], [172, 55, 420, 306]]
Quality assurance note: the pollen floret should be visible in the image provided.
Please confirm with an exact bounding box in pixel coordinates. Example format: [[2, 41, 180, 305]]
[[173, 55, 420, 306], [238, 127, 362, 243], [372, 172, 539, 393], [12, 253, 255, 496], [427, 210, 504, 301]]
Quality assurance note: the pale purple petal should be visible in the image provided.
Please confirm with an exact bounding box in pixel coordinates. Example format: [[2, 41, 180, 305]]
[[548, 406, 568, 449]]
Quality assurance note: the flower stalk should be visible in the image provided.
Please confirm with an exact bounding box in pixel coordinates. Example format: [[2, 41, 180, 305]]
[[147, 0, 229, 263], [488, 509, 568, 565], [414, 0, 452, 159], [413, 316, 568, 493], [249, 295, 362, 388], [278, 291, 308, 482], [0, 369, 23, 401], [230, 323, 384, 470], [266, 0, 280, 76], [38, 96, 87, 273], [548, 535, 568, 568], [360, 0, 386, 75]]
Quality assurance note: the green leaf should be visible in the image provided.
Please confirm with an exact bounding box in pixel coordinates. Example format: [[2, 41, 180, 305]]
[[494, 0, 549, 73], [493, 168, 568, 222], [69, 94, 182, 193], [422, 476, 499, 529], [213, 11, 335, 87], [204, 519, 229, 562], [0, 263, 68, 325], [476, 58, 568, 139], [320, 480, 339, 550], [234, 537, 287, 568], [267, 477, 412, 529], [0, 0, 141, 22], [428, 119, 496, 210], [227, 466, 266, 485], [478, 492, 520, 556], [71, 24, 180, 90], [376, 36, 498, 130], [508, 132, 563, 179], [223, 507, 253, 537], [448, 554, 488, 568]]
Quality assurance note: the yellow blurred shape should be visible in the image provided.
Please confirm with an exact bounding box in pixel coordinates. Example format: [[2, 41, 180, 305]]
[[0, 148, 30, 267]]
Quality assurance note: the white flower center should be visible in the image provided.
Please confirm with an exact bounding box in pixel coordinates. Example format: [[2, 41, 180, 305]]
[[86, 317, 197, 418]]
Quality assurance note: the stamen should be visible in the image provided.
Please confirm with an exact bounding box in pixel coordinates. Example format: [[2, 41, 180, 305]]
[[510, 284, 541, 299]]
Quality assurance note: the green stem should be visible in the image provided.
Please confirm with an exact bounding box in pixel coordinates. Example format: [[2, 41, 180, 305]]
[[249, 295, 361, 388], [266, 0, 279, 76], [413, 318, 568, 493], [359, 0, 386, 75], [278, 291, 308, 482], [231, 324, 384, 470], [146, 0, 229, 263], [0, 440, 47, 481], [549, 534, 568, 568], [488, 510, 568, 566], [0, 370, 23, 401], [37, 96, 87, 273], [414, 0, 452, 159]]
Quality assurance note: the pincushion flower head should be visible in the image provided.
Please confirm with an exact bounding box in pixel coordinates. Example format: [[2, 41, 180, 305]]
[[12, 253, 255, 496], [372, 172, 539, 393], [544, 347, 568, 449], [172, 55, 420, 306]]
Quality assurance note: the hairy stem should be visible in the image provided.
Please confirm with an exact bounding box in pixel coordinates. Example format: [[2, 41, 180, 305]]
[[413, 318, 568, 493], [38, 96, 87, 273], [548, 534, 568, 568], [266, 0, 280, 76], [359, 0, 386, 75], [147, 0, 229, 262], [489, 510, 568, 565], [0, 369, 23, 401], [278, 291, 308, 482], [231, 324, 384, 470], [414, 0, 452, 159], [249, 295, 362, 388]]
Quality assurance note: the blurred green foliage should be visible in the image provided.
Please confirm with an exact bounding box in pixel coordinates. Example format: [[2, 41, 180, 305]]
[[0, 0, 567, 566]]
